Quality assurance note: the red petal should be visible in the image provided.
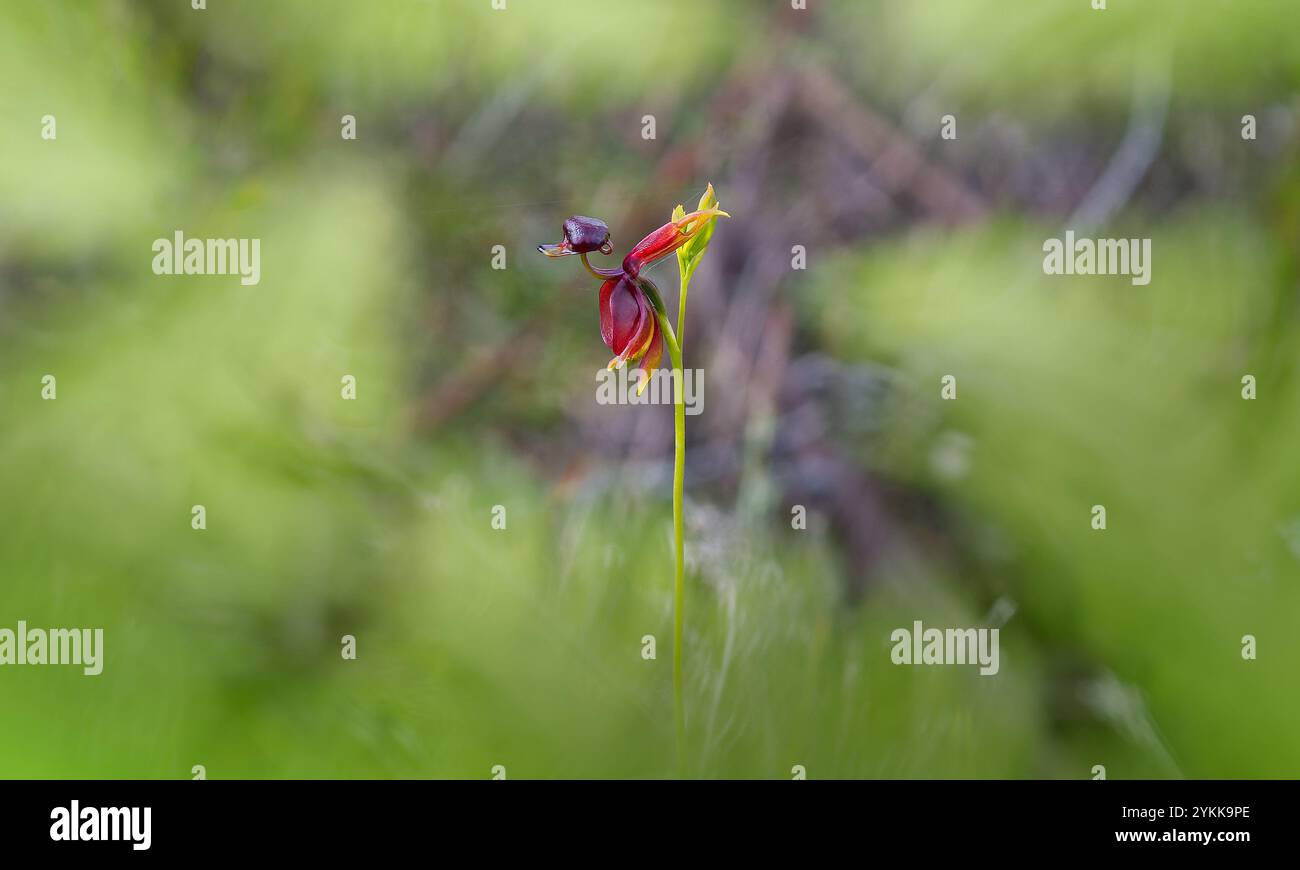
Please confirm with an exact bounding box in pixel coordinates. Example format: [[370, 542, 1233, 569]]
[[620, 208, 725, 277], [613, 291, 656, 368], [598, 277, 619, 349], [606, 276, 644, 355], [622, 224, 679, 277]]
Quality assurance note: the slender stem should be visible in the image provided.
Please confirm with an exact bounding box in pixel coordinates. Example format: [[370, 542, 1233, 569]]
[[676, 259, 689, 347], [671, 340, 686, 777], [672, 262, 692, 775], [653, 304, 686, 779], [642, 272, 687, 776]]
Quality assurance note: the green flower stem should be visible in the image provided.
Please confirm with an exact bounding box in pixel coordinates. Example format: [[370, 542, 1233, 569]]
[[654, 304, 687, 778], [676, 259, 689, 347]]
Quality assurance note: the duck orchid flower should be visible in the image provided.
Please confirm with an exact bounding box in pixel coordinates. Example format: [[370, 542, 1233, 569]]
[[538, 185, 726, 776], [538, 190, 728, 394]]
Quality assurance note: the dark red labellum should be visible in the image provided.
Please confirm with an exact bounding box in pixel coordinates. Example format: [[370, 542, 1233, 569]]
[[563, 216, 613, 255]]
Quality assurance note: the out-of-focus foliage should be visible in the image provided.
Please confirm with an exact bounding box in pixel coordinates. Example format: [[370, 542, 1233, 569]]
[[815, 212, 1300, 776], [1, 0, 1296, 778], [841, 0, 1300, 113]]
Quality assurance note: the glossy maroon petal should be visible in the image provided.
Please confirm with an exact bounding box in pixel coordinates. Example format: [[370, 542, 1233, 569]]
[[604, 275, 645, 355], [562, 216, 612, 254], [599, 277, 619, 348], [611, 290, 655, 368]]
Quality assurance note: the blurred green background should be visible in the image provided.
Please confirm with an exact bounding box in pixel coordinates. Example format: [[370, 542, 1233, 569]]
[[1, 0, 1298, 778]]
